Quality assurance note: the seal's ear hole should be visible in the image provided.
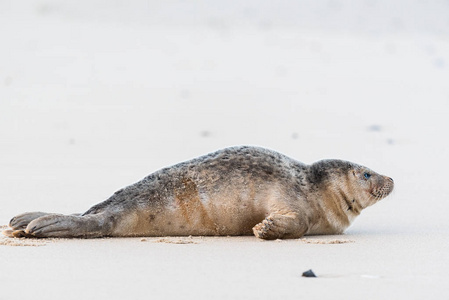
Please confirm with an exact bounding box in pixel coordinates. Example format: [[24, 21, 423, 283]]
[[352, 170, 356, 177]]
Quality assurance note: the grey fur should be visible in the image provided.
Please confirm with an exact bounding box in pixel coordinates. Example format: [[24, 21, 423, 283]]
[[5, 146, 394, 239]]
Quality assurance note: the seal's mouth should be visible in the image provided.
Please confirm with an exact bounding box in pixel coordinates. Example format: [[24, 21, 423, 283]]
[[370, 180, 394, 200], [369, 176, 394, 201]]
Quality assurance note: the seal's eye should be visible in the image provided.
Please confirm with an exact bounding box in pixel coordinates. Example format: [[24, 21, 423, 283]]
[[363, 173, 371, 180]]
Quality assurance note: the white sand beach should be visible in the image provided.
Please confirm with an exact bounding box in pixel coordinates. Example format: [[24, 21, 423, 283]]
[[1, 1, 448, 299]]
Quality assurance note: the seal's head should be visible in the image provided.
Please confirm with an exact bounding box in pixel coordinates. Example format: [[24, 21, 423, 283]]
[[350, 164, 394, 209], [308, 160, 394, 216]]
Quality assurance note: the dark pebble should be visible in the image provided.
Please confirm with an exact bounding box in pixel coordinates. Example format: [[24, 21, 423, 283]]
[[302, 269, 317, 278]]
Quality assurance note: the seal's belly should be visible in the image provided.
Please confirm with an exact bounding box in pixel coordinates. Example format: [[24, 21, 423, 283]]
[[126, 191, 268, 236], [112, 175, 277, 236]]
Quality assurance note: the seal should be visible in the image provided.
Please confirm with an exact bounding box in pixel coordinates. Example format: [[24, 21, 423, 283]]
[[4, 146, 394, 239]]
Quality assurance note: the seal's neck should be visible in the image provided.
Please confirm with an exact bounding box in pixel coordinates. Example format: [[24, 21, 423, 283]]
[[312, 182, 362, 234]]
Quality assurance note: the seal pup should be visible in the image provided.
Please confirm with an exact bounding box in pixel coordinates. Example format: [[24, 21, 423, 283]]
[[4, 146, 394, 239]]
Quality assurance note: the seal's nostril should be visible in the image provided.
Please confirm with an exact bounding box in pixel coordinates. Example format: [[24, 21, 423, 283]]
[[388, 177, 394, 183]]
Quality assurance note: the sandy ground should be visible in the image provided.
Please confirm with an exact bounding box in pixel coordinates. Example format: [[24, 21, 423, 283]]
[[1, 1, 449, 299]]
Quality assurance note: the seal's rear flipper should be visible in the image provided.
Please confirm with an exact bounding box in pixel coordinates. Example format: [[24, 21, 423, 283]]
[[23, 213, 112, 238], [9, 212, 55, 230], [2, 229, 13, 237], [2, 229, 35, 238]]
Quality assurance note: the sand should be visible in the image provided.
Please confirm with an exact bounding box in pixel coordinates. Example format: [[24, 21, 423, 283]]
[[1, 1, 448, 299]]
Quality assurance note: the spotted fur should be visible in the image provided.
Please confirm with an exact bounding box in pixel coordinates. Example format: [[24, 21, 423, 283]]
[[5, 146, 394, 239]]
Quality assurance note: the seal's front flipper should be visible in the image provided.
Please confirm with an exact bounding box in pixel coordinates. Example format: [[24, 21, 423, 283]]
[[252, 212, 308, 240], [24, 214, 112, 238]]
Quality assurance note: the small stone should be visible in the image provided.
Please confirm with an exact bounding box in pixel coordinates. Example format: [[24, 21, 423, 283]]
[[302, 269, 317, 278], [140, 238, 147, 242]]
